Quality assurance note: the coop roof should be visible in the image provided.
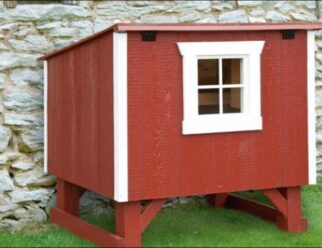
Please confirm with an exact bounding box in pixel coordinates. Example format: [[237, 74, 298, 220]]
[[39, 22, 322, 60]]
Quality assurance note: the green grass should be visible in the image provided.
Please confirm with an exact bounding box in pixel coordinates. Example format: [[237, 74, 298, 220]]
[[1, 184, 322, 247]]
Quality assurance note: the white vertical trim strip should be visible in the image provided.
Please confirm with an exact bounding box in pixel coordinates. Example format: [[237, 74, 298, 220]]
[[113, 32, 128, 202], [44, 61, 48, 173], [308, 31, 317, 185]]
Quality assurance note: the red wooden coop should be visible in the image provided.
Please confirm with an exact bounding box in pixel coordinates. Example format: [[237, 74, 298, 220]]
[[39, 23, 322, 247]]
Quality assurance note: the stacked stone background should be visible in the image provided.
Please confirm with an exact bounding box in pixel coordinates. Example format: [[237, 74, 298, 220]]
[[0, 0, 321, 230]]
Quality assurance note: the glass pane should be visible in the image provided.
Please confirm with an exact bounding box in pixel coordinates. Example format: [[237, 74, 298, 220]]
[[223, 88, 241, 113], [223, 59, 242, 85], [198, 59, 219, 85], [198, 89, 219, 115]]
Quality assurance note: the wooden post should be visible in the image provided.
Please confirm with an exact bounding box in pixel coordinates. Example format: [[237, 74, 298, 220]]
[[207, 193, 229, 207], [115, 201, 142, 247], [276, 187, 307, 232], [56, 179, 81, 216]]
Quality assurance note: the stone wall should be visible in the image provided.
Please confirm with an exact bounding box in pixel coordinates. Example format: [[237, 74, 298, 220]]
[[0, 0, 321, 230]]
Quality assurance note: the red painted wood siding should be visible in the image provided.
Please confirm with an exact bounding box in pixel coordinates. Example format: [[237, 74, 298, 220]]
[[127, 30, 308, 201], [48, 32, 114, 198]]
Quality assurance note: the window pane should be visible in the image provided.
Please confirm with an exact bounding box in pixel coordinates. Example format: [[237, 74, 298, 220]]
[[223, 59, 242, 85], [198, 59, 219, 85], [198, 89, 219, 115], [223, 88, 241, 113]]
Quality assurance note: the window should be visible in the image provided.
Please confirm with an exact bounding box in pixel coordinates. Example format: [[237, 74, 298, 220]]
[[178, 41, 265, 135]]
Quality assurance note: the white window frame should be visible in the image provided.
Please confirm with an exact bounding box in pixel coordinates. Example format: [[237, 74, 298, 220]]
[[177, 41, 265, 135]]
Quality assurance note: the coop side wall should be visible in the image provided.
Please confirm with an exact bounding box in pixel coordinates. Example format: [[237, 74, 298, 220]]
[[47, 32, 115, 199], [127, 30, 309, 201]]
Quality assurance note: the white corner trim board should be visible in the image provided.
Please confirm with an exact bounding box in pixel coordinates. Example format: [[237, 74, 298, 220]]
[[177, 41, 265, 135], [113, 32, 128, 202], [307, 31, 317, 185], [44, 61, 48, 174]]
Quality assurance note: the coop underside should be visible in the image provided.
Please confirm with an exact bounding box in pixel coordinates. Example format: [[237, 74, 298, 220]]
[[51, 179, 307, 247]]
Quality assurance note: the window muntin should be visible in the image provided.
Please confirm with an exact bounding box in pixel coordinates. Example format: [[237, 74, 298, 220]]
[[197, 57, 244, 115]]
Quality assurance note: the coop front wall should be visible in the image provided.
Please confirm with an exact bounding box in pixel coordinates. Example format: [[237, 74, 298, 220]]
[[47, 32, 115, 199], [126, 30, 309, 201]]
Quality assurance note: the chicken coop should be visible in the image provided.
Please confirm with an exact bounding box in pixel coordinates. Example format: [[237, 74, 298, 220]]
[[39, 23, 322, 247]]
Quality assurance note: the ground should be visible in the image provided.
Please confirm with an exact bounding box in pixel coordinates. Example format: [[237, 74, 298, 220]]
[[1, 183, 322, 247]]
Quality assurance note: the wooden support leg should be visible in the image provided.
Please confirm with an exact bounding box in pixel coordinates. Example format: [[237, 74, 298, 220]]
[[275, 187, 307, 232], [56, 178, 81, 216], [207, 193, 229, 207], [115, 201, 142, 247]]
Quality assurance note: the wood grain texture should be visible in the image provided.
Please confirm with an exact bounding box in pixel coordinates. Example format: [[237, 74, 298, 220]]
[[115, 201, 142, 247], [47, 32, 114, 199], [140, 199, 166, 232], [127, 30, 308, 201], [51, 208, 124, 247]]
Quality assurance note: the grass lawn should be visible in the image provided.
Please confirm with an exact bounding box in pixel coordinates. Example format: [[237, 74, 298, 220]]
[[1, 183, 322, 247]]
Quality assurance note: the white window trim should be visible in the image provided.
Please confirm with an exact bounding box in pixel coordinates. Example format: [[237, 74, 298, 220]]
[[177, 41, 265, 135]]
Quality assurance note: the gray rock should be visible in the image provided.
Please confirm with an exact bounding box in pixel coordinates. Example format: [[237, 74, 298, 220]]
[[237, 1, 264, 7], [218, 10, 248, 23], [0, 152, 20, 165], [180, 12, 202, 22], [0, 194, 17, 213], [317, 54, 322, 64], [48, 27, 92, 38], [197, 16, 217, 23], [0, 170, 14, 191], [13, 206, 47, 222], [71, 20, 94, 29], [93, 18, 113, 33], [96, 1, 168, 18], [19, 127, 44, 153], [274, 2, 295, 14], [212, 1, 234, 11], [0, 4, 91, 22], [4, 113, 44, 126], [36, 21, 62, 30], [291, 12, 316, 22], [8, 35, 50, 52], [12, 28, 33, 37], [0, 73, 6, 90], [28, 175, 56, 187], [316, 90, 322, 107], [266, 10, 290, 22], [14, 166, 45, 187], [10, 68, 43, 86], [140, 15, 178, 23], [9, 188, 52, 203], [0, 126, 11, 152], [80, 191, 112, 216], [4, 89, 43, 112], [250, 7, 265, 17], [0, 43, 7, 51], [0, 219, 33, 231], [52, 38, 78, 49], [11, 161, 35, 171], [167, 1, 211, 13], [249, 17, 266, 23], [294, 0, 316, 9], [0, 52, 41, 71]]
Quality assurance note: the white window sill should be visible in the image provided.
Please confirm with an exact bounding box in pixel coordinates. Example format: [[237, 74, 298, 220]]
[[183, 115, 262, 135]]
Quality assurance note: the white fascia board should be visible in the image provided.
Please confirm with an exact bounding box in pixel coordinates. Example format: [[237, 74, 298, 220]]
[[113, 32, 129, 202], [307, 31, 317, 185], [44, 61, 48, 174]]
